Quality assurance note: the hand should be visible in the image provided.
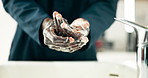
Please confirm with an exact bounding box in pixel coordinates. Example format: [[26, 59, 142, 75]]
[[42, 11, 89, 52], [42, 18, 79, 52], [70, 18, 90, 37]]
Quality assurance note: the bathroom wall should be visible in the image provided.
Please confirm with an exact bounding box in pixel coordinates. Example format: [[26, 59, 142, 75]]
[[0, 1, 17, 62]]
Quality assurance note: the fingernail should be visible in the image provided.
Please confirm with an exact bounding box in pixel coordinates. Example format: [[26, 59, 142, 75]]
[[53, 11, 59, 17], [56, 14, 62, 19], [69, 37, 75, 43], [80, 37, 89, 42]]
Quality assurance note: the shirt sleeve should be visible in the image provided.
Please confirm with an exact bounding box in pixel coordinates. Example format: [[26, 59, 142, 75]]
[[2, 0, 51, 46], [80, 0, 118, 51]]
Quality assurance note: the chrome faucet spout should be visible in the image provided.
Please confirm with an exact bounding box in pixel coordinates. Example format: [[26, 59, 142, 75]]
[[115, 18, 148, 78]]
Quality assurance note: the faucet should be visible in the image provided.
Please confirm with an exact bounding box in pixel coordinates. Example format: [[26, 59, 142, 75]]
[[115, 18, 148, 78]]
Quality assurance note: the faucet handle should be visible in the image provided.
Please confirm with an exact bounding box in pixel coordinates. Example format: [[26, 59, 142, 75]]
[[115, 18, 148, 45], [114, 18, 148, 31]]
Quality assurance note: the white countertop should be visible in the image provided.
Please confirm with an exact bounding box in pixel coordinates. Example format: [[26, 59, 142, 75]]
[[0, 61, 137, 78]]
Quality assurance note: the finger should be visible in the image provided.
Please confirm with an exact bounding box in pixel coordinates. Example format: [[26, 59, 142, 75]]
[[44, 28, 86, 52], [56, 14, 65, 34], [45, 27, 67, 43], [46, 41, 80, 52], [46, 44, 72, 52], [45, 28, 75, 44], [55, 12, 63, 25], [56, 14, 63, 25], [53, 12, 68, 36], [71, 26, 89, 36], [76, 29, 89, 36], [61, 22, 82, 40], [53, 36, 75, 44], [44, 31, 88, 52], [53, 11, 65, 36], [53, 11, 59, 18], [67, 41, 86, 53], [53, 11, 62, 26], [53, 38, 79, 48], [71, 18, 90, 29], [79, 36, 89, 45], [63, 40, 87, 52], [53, 11, 59, 32], [46, 38, 86, 53], [61, 22, 74, 33], [47, 45, 72, 52], [62, 18, 69, 24], [72, 36, 88, 49], [79, 18, 90, 29], [43, 36, 52, 45], [54, 42, 81, 52], [46, 28, 72, 43], [70, 18, 90, 36]]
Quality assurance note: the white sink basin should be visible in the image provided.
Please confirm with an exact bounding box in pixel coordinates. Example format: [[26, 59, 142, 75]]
[[0, 62, 137, 78]]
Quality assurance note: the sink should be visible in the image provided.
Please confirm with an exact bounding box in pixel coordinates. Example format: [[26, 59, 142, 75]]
[[0, 62, 137, 78]]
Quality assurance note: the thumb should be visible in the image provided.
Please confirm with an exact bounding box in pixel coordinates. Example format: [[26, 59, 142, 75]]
[[70, 18, 90, 30]]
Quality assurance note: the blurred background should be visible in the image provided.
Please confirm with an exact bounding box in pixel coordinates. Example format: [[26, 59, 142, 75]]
[[0, 0, 147, 64]]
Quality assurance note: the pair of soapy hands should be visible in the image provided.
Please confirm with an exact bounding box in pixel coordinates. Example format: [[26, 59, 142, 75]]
[[42, 11, 90, 53]]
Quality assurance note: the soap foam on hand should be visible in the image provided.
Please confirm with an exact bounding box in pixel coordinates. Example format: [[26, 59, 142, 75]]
[[43, 11, 89, 53]]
